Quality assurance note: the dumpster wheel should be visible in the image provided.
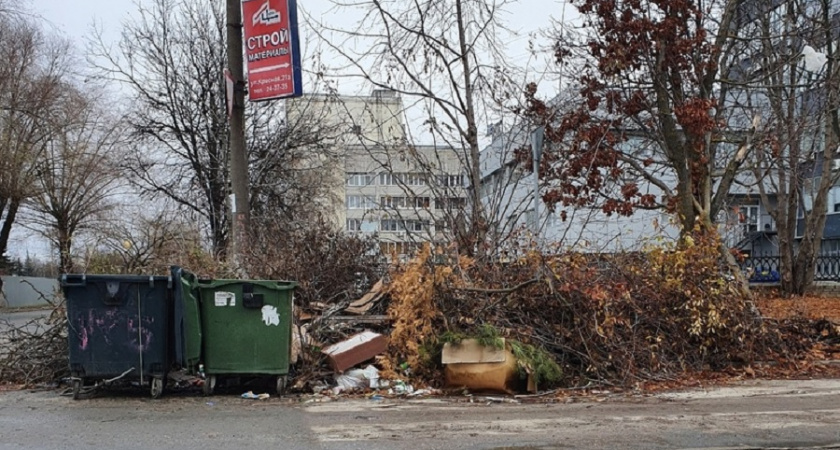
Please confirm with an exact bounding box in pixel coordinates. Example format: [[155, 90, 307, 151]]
[[202, 375, 216, 396], [150, 377, 164, 399], [71, 379, 83, 400], [276, 376, 287, 395]]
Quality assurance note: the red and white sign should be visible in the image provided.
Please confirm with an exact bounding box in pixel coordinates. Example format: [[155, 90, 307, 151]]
[[241, 0, 300, 101]]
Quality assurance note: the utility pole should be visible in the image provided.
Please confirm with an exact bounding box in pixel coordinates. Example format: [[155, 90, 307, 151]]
[[226, 0, 250, 265]]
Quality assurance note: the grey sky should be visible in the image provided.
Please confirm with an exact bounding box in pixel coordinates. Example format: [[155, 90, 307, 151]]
[[32, 0, 568, 89], [15, 0, 569, 261]]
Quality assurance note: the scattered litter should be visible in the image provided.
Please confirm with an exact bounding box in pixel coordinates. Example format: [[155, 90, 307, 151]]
[[303, 395, 332, 404], [322, 331, 388, 373], [407, 388, 437, 397], [167, 369, 202, 389], [481, 396, 520, 404], [344, 279, 386, 315], [291, 324, 314, 365], [362, 365, 381, 388], [334, 375, 364, 393], [241, 391, 270, 400], [311, 383, 330, 395], [206, 402, 215, 406], [333, 365, 381, 394], [388, 380, 414, 395]]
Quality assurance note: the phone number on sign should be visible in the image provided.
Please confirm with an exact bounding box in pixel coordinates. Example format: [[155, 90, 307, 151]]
[[258, 83, 289, 93]]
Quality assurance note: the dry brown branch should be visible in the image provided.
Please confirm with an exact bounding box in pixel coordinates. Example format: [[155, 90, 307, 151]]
[[0, 306, 68, 386]]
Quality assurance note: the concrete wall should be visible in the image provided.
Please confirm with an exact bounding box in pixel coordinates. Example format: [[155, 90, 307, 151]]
[[0, 276, 59, 308]]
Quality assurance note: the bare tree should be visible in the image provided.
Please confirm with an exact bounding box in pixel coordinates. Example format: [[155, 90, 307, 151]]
[[78, 204, 213, 275], [248, 97, 349, 231], [727, 0, 840, 295], [719, 0, 840, 294], [24, 88, 123, 273], [89, 0, 232, 256], [91, 0, 348, 258], [0, 12, 70, 263], [310, 0, 526, 257]]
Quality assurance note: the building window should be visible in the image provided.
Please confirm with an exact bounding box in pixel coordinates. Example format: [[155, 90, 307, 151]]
[[824, 240, 840, 256], [406, 220, 428, 232], [380, 241, 419, 257], [438, 174, 465, 187], [380, 219, 401, 231], [738, 205, 759, 234], [379, 172, 398, 186], [829, 186, 840, 214], [346, 195, 375, 209], [380, 196, 407, 209], [346, 218, 362, 231], [380, 196, 429, 209], [435, 197, 466, 210], [378, 172, 427, 186], [412, 196, 431, 208], [404, 173, 426, 186], [346, 173, 374, 186]]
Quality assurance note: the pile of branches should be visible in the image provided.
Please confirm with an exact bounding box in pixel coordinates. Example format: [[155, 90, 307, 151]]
[[384, 234, 807, 388], [244, 218, 386, 308], [776, 317, 840, 348], [0, 307, 68, 386]]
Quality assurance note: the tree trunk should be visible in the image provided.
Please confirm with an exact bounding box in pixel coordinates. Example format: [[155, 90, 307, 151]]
[[455, 0, 486, 257], [58, 237, 73, 273], [778, 224, 795, 295], [0, 199, 20, 259], [57, 227, 73, 274]]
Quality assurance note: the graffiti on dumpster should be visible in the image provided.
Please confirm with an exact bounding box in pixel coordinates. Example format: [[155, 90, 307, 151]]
[[261, 305, 279, 326], [76, 309, 118, 350], [75, 309, 155, 353], [127, 316, 155, 352]]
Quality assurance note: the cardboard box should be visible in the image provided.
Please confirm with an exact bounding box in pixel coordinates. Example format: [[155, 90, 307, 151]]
[[442, 339, 535, 394], [322, 330, 388, 372]]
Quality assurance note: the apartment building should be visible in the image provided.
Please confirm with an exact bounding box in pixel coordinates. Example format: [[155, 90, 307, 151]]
[[287, 91, 466, 257]]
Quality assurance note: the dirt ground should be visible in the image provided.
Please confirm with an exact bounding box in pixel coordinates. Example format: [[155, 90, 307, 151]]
[[754, 291, 840, 321]]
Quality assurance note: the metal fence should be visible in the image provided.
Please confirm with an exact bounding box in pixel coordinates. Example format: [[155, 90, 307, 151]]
[[740, 253, 840, 282]]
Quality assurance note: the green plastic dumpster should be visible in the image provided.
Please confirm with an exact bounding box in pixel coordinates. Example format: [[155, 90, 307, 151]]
[[171, 266, 201, 373], [194, 279, 296, 395]]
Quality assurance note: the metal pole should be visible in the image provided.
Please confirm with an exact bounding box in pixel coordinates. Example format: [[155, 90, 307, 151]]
[[531, 126, 545, 239], [227, 0, 250, 265]]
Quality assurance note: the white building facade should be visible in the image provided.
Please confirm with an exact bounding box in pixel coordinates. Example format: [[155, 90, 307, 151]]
[[287, 91, 467, 257]]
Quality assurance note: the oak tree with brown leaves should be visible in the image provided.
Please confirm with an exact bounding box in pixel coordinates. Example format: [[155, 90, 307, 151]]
[[523, 0, 755, 288]]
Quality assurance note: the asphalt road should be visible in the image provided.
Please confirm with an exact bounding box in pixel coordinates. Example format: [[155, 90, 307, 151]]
[[0, 308, 53, 331], [2, 379, 840, 450], [0, 308, 55, 355]]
